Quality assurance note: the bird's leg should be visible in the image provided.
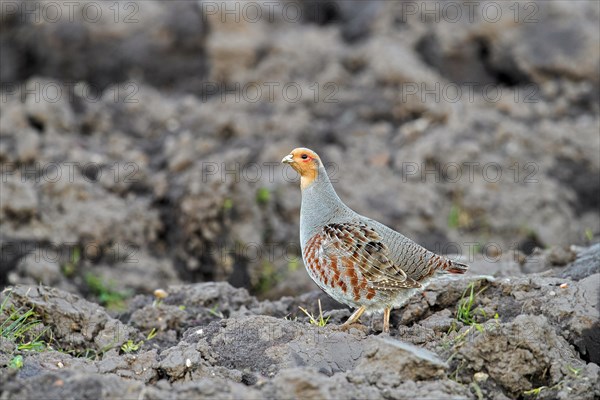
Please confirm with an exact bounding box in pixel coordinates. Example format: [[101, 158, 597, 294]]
[[382, 307, 391, 334], [341, 306, 366, 328]]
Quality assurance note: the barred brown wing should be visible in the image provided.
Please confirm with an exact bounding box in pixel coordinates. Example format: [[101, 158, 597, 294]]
[[317, 222, 422, 291]]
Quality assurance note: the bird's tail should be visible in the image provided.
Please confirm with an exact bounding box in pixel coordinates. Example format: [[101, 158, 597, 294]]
[[444, 260, 469, 274]]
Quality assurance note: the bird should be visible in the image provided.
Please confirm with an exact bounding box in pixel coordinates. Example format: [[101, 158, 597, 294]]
[[282, 147, 468, 334]]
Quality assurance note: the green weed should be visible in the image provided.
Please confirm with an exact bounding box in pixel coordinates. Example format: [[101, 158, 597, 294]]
[[256, 187, 270, 205], [256, 261, 280, 294], [283, 314, 298, 322], [9, 355, 23, 369], [299, 299, 330, 327], [61, 246, 81, 277], [146, 328, 158, 341], [523, 386, 546, 397], [207, 304, 224, 318], [287, 258, 299, 272], [223, 198, 233, 211], [85, 273, 129, 310], [120, 339, 142, 353], [448, 204, 460, 229], [1, 290, 51, 352], [456, 282, 488, 326], [470, 381, 484, 400], [566, 365, 582, 377], [447, 202, 473, 230]]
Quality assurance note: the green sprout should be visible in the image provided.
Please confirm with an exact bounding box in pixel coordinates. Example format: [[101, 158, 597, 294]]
[[61, 246, 81, 277], [1, 291, 50, 352], [9, 355, 23, 369], [456, 282, 487, 326], [287, 258, 299, 272], [120, 339, 143, 353], [146, 328, 158, 341], [299, 299, 330, 327], [256, 187, 270, 205], [85, 273, 129, 310], [523, 386, 546, 397], [256, 261, 280, 294], [566, 365, 582, 377], [207, 304, 224, 318], [448, 204, 461, 229], [223, 198, 233, 211]]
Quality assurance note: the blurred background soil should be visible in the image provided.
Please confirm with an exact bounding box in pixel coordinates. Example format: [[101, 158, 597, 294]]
[[0, 0, 598, 304]]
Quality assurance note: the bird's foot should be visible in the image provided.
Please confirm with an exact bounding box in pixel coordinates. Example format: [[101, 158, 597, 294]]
[[378, 330, 391, 337]]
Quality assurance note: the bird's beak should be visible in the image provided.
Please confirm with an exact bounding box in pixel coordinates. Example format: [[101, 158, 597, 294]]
[[281, 154, 294, 164]]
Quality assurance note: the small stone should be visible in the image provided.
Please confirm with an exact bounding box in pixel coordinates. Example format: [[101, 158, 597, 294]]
[[474, 372, 488, 382]]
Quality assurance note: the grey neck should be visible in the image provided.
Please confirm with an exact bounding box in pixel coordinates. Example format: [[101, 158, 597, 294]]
[[299, 164, 354, 249]]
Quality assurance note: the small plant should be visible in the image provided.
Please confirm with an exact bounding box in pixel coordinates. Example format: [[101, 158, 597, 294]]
[[146, 328, 158, 341], [256, 261, 280, 294], [120, 339, 142, 353], [523, 386, 546, 397], [223, 198, 233, 211], [207, 304, 224, 318], [299, 299, 330, 327], [9, 355, 23, 369], [61, 246, 81, 277], [584, 228, 593, 241], [566, 365, 582, 377], [469, 380, 484, 400], [256, 187, 270, 205], [447, 201, 472, 230], [448, 204, 461, 229], [1, 291, 50, 351], [456, 282, 487, 326], [287, 258, 299, 272], [522, 379, 566, 397], [85, 273, 129, 310], [448, 324, 479, 348], [62, 347, 99, 360], [59, 332, 124, 359]]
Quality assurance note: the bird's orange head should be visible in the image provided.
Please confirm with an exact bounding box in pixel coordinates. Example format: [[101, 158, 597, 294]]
[[281, 147, 321, 189]]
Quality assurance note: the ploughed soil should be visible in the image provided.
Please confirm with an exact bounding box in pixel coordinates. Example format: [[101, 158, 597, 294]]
[[1, 1, 599, 399], [1, 245, 599, 399]]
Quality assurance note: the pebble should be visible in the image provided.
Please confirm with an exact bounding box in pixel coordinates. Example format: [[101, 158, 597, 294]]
[[474, 372, 489, 382]]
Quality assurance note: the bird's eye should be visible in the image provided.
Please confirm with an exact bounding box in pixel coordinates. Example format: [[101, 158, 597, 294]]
[[301, 154, 308, 159]]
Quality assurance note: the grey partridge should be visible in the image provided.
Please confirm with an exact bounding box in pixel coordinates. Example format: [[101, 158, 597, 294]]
[[282, 148, 468, 333]]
